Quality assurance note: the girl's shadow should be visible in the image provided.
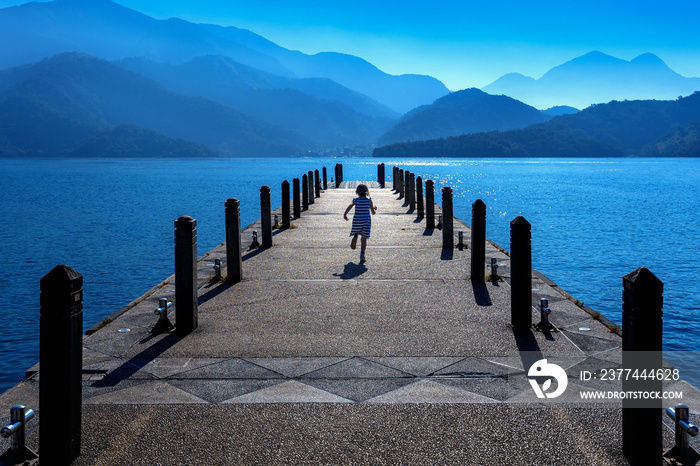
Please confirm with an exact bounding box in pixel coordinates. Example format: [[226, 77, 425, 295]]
[[332, 262, 367, 279]]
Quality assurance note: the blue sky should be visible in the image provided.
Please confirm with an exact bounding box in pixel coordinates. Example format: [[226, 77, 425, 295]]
[[2, 0, 699, 90]]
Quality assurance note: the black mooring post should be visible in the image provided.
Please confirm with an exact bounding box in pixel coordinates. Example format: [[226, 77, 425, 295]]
[[409, 172, 416, 211], [322, 166, 328, 190], [175, 216, 198, 336], [392, 166, 398, 192], [40, 265, 83, 464], [398, 169, 404, 198], [378, 163, 385, 188], [404, 171, 411, 205], [471, 199, 486, 282], [260, 185, 272, 248], [225, 198, 242, 284], [314, 169, 321, 198], [334, 164, 341, 188], [307, 171, 314, 205], [441, 186, 453, 249], [339, 164, 343, 185], [302, 174, 309, 210], [622, 267, 663, 466], [426, 180, 435, 229], [282, 180, 291, 229], [293, 178, 301, 218], [510, 216, 532, 331], [416, 176, 424, 219]]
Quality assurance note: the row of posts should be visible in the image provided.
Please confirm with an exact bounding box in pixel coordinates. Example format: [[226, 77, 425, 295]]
[[389, 163, 682, 465], [30, 163, 340, 464], [19, 162, 683, 464]]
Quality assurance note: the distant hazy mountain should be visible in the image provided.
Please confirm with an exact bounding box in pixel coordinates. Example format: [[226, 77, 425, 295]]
[[377, 88, 551, 145], [0, 0, 449, 113], [70, 124, 219, 158], [483, 51, 700, 109], [115, 55, 397, 147], [542, 106, 579, 116], [374, 92, 700, 158], [0, 53, 308, 157]]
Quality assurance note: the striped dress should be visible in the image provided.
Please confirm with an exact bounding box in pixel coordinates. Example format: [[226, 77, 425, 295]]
[[350, 197, 372, 238]]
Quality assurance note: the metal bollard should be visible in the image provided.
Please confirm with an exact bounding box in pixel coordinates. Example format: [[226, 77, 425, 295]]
[[150, 298, 174, 334], [250, 230, 260, 248], [213, 258, 222, 280], [490, 258, 499, 281], [0, 405, 38, 464], [664, 404, 700, 464], [535, 298, 555, 331]]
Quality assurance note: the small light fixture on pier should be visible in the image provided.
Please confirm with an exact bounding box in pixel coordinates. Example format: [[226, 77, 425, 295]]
[[458, 231, 464, 250], [274, 215, 279, 229], [437, 215, 443, 230]]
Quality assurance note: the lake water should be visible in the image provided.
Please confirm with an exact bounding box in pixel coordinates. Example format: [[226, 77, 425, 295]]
[[1, 157, 699, 392]]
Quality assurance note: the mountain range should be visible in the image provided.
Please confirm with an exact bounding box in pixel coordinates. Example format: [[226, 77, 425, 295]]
[[483, 51, 700, 110], [373, 91, 700, 158], [377, 88, 552, 146], [0, 0, 448, 114], [1, 0, 700, 158]]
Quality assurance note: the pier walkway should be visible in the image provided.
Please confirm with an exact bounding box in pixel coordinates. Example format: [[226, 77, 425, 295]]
[[3, 181, 698, 464]]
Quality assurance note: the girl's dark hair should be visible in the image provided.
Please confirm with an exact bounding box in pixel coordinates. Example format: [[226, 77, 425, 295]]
[[356, 184, 370, 197]]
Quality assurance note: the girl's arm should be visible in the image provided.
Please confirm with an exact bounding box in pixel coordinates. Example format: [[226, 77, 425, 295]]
[[343, 201, 354, 221], [370, 200, 377, 215]]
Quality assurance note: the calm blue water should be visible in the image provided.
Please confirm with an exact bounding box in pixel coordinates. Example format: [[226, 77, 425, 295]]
[[1, 157, 699, 392]]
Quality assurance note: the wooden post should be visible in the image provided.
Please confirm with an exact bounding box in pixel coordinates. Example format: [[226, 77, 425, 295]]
[[260, 185, 272, 248], [416, 176, 424, 219], [441, 186, 453, 249], [302, 174, 309, 210], [622, 267, 663, 465], [510, 216, 531, 331], [225, 199, 242, 284], [398, 169, 404, 199], [282, 180, 290, 229], [314, 169, 321, 198], [40, 265, 83, 464], [404, 170, 410, 205], [322, 166, 328, 190], [307, 171, 314, 205], [471, 199, 486, 282], [293, 178, 301, 219], [175, 216, 198, 336], [409, 172, 416, 211], [378, 163, 385, 188], [425, 180, 435, 229]]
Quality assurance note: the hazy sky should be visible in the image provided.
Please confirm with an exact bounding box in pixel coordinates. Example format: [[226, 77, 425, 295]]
[[2, 0, 700, 90]]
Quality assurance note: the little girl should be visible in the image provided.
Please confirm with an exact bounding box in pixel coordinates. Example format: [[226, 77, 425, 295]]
[[343, 184, 377, 263]]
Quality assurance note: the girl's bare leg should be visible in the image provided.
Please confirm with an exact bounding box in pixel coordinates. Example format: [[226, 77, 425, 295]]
[[360, 237, 368, 253]]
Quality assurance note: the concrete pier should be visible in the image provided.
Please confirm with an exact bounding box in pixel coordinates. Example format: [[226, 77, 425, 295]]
[[2, 180, 698, 465]]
